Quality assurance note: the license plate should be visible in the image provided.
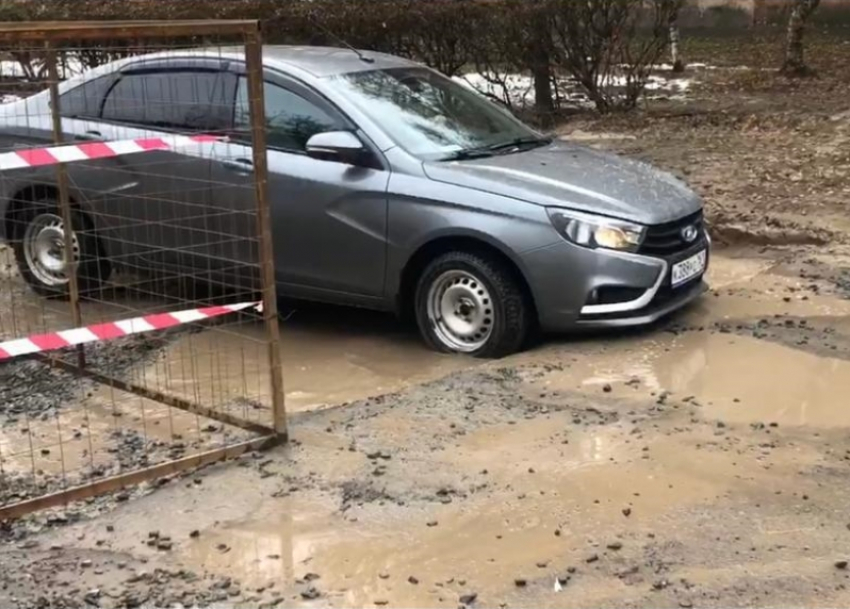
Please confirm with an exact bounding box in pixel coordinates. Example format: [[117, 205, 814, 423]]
[[671, 249, 707, 287]]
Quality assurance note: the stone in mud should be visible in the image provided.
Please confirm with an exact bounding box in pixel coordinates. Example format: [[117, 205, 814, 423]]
[[300, 586, 321, 600], [607, 541, 623, 551], [622, 508, 632, 517], [189, 530, 200, 538], [603, 384, 612, 393], [586, 554, 599, 563], [459, 593, 478, 605], [408, 576, 420, 585], [514, 578, 527, 587], [836, 560, 848, 570], [84, 588, 101, 603]]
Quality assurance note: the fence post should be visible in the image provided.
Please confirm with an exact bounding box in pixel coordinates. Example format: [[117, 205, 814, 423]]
[[45, 43, 85, 369], [244, 25, 288, 440]]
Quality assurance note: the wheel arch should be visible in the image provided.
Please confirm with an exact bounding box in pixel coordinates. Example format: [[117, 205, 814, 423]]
[[6, 184, 68, 241], [396, 232, 539, 325], [5, 184, 101, 244]]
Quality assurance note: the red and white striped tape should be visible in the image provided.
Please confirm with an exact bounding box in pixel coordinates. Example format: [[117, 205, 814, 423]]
[[0, 301, 260, 362], [0, 134, 223, 172]]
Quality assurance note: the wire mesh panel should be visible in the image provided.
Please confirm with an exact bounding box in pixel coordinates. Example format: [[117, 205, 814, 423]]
[[0, 21, 285, 518]]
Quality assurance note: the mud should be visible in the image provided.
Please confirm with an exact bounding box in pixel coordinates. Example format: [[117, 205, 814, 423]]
[[5, 37, 850, 607], [4, 246, 850, 608]]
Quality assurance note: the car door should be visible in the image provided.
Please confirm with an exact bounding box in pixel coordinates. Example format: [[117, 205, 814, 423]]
[[208, 70, 390, 301], [92, 61, 235, 273]]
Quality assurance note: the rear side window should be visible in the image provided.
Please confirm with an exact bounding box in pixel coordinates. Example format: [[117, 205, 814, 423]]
[[234, 78, 342, 151], [102, 70, 233, 131], [59, 74, 116, 119]]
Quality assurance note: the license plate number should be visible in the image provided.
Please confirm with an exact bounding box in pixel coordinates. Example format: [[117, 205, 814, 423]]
[[671, 250, 706, 287]]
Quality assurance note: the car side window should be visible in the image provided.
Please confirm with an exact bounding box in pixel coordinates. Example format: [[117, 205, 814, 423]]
[[234, 78, 342, 152], [59, 74, 116, 119], [101, 70, 232, 131]]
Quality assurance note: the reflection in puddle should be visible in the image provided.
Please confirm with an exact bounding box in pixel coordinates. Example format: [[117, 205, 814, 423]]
[[534, 332, 850, 428]]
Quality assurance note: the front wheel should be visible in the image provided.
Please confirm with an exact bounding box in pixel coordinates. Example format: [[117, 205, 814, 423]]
[[12, 199, 110, 298], [414, 251, 531, 358]]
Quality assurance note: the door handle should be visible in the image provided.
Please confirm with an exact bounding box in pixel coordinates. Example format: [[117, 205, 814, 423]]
[[221, 158, 254, 174], [74, 130, 103, 142]]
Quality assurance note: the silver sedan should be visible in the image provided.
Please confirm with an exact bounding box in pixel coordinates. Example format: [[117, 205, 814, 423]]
[[0, 46, 709, 357]]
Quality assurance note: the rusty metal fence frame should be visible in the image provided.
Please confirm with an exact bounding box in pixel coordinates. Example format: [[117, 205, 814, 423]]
[[0, 20, 286, 520]]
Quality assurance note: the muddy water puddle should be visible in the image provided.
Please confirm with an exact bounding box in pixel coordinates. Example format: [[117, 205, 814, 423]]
[[529, 329, 850, 428], [169, 416, 826, 608], [522, 253, 850, 428], [146, 311, 472, 415]]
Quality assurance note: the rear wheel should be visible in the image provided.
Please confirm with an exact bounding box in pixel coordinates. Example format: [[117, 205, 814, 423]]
[[414, 250, 530, 358], [12, 198, 110, 298]]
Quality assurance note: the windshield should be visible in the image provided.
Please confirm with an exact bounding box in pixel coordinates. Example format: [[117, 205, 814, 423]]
[[327, 67, 542, 161]]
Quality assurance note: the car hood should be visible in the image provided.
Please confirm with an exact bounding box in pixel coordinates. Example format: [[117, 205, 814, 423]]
[[422, 140, 702, 225]]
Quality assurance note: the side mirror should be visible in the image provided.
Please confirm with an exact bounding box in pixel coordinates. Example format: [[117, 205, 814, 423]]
[[305, 131, 371, 166]]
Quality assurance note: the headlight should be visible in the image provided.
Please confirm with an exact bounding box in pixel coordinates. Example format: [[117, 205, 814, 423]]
[[546, 208, 645, 252]]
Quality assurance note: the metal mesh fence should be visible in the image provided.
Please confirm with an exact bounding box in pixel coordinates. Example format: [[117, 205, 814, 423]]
[[0, 21, 285, 518]]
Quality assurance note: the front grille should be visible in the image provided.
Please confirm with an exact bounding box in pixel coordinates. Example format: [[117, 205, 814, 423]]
[[640, 210, 704, 256]]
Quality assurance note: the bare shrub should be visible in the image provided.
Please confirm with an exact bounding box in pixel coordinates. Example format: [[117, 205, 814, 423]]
[[550, 0, 685, 113]]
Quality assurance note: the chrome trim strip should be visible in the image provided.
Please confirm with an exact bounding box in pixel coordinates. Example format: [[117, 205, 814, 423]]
[[580, 256, 669, 316]]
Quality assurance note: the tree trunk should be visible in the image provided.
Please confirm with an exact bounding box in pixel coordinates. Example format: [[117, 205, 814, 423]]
[[531, 9, 554, 125], [669, 21, 684, 72], [782, 0, 821, 75], [752, 0, 769, 27], [532, 63, 553, 120]]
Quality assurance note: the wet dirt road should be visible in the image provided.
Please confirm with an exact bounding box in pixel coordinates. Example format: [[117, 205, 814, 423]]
[[4, 244, 850, 608]]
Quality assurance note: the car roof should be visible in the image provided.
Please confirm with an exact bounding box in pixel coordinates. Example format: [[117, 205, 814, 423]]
[[56, 46, 420, 95], [261, 45, 419, 77], [143, 45, 417, 77]]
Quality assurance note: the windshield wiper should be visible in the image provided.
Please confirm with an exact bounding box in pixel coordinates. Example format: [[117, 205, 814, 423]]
[[440, 147, 499, 161], [440, 136, 552, 162], [487, 136, 552, 154]]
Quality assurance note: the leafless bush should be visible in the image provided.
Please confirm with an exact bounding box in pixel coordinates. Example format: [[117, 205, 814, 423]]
[[550, 0, 685, 113], [6, 0, 687, 117]]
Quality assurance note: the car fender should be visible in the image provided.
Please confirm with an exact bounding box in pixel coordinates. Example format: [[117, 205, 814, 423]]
[[384, 173, 562, 303]]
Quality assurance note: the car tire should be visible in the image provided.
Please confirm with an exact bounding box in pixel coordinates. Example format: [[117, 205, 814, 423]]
[[11, 198, 110, 298], [414, 250, 530, 358]]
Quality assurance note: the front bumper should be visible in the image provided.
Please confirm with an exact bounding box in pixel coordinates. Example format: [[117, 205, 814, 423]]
[[574, 278, 707, 329], [521, 235, 710, 332]]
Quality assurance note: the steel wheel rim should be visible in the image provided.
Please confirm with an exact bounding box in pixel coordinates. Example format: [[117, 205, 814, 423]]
[[23, 213, 78, 287], [426, 270, 494, 353]]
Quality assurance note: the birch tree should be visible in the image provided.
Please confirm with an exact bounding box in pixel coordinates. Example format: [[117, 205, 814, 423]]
[[782, 0, 821, 75], [669, 5, 684, 73]]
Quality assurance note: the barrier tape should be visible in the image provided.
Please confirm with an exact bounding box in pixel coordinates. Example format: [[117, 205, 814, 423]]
[[0, 301, 260, 362], [0, 134, 223, 172]]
